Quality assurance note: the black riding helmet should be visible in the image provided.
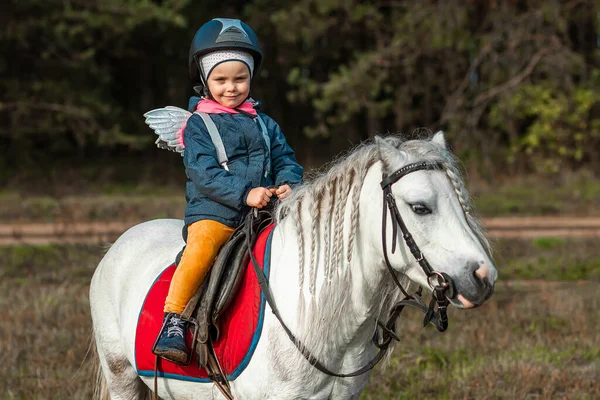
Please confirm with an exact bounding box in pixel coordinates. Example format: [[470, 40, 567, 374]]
[[189, 18, 263, 94]]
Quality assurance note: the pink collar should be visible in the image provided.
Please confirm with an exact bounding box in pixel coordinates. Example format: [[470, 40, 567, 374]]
[[195, 99, 257, 115]]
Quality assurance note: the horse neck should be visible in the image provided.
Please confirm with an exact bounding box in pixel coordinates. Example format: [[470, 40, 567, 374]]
[[270, 162, 401, 374]]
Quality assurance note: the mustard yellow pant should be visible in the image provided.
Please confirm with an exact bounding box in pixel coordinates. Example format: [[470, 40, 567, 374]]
[[164, 220, 235, 314]]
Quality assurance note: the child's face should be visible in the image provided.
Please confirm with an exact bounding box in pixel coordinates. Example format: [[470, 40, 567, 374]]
[[206, 61, 251, 108]]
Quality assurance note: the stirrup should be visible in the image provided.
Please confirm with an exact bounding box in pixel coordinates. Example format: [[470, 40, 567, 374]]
[[151, 316, 200, 366]]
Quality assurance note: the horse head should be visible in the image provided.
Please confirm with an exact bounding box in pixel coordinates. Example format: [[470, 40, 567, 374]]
[[375, 133, 497, 309]]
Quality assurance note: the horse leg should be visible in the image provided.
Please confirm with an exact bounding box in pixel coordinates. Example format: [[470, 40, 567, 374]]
[[96, 337, 149, 400], [92, 298, 148, 400]]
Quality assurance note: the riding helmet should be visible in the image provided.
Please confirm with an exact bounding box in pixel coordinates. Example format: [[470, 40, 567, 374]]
[[188, 18, 263, 84]]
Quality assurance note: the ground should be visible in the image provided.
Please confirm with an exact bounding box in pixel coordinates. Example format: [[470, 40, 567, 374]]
[[1, 171, 598, 399], [0, 238, 598, 399]]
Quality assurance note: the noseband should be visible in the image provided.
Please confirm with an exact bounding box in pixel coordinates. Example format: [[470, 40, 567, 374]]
[[245, 161, 457, 379]]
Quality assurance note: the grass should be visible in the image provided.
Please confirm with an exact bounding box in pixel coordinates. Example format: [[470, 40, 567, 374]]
[[471, 170, 600, 216], [362, 281, 599, 399], [0, 170, 598, 222], [0, 245, 99, 399], [0, 192, 185, 222], [0, 241, 598, 398], [0, 244, 104, 283], [1, 238, 596, 283], [494, 238, 600, 281]]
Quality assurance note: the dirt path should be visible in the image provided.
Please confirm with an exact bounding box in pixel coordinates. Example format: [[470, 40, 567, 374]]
[[1, 216, 599, 245]]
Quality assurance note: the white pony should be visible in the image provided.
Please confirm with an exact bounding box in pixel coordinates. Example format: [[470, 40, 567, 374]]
[[90, 133, 497, 399]]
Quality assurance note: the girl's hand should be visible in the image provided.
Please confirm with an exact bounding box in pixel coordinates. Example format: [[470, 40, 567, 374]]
[[246, 187, 273, 208], [275, 184, 292, 199]]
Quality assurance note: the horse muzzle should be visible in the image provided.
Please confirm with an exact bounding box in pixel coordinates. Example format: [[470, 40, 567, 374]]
[[448, 262, 495, 309]]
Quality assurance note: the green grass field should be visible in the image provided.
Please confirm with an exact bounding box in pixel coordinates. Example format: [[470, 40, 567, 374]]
[[1, 170, 598, 222], [0, 239, 598, 399], [470, 170, 600, 217]]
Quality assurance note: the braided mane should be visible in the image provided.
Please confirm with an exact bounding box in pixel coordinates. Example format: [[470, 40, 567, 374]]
[[275, 134, 491, 300], [272, 133, 492, 369]]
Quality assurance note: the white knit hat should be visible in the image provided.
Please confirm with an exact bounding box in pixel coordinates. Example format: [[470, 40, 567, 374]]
[[200, 50, 255, 80]]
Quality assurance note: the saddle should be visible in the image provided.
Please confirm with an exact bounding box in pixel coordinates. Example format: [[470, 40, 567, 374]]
[[175, 208, 274, 369]]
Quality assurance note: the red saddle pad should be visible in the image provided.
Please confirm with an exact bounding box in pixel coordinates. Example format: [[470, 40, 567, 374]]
[[134, 224, 275, 382]]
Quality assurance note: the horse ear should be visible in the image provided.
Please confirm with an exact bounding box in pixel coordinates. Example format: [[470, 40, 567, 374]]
[[374, 135, 388, 146], [376, 136, 407, 168], [375, 136, 392, 153], [432, 131, 447, 149]]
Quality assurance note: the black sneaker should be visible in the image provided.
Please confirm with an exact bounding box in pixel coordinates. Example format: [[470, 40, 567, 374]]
[[153, 312, 189, 364]]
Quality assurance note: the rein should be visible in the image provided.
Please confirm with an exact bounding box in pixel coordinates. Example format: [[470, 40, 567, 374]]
[[247, 211, 388, 378], [247, 161, 455, 379]]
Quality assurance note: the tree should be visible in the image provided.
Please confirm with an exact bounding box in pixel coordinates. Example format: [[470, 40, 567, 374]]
[[268, 0, 600, 174], [1, 0, 598, 179]]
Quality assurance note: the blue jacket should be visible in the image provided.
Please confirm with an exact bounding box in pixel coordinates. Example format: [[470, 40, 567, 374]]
[[183, 106, 303, 227]]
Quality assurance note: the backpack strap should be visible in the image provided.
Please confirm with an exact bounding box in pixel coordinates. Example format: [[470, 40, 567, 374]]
[[194, 112, 229, 171], [194, 111, 272, 177], [256, 115, 271, 178]]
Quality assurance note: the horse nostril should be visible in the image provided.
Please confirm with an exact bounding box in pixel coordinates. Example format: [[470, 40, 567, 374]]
[[475, 264, 489, 280], [472, 265, 494, 299], [471, 265, 487, 289]]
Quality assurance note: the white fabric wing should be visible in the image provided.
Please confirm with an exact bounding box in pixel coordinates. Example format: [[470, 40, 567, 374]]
[[143, 106, 191, 155]]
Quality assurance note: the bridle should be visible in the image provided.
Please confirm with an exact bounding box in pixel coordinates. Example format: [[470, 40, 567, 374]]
[[380, 161, 455, 332], [246, 160, 456, 380], [381, 161, 455, 332]]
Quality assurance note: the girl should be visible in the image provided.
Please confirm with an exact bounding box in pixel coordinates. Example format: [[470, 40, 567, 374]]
[[153, 18, 304, 363]]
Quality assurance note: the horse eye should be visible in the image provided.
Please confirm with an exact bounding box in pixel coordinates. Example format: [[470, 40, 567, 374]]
[[411, 203, 432, 215]]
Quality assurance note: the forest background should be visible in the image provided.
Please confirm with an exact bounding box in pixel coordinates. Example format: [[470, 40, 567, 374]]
[[2, 2, 600, 398], [2, 0, 599, 194]]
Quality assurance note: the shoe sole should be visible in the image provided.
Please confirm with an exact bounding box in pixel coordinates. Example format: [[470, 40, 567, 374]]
[[154, 348, 188, 365]]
